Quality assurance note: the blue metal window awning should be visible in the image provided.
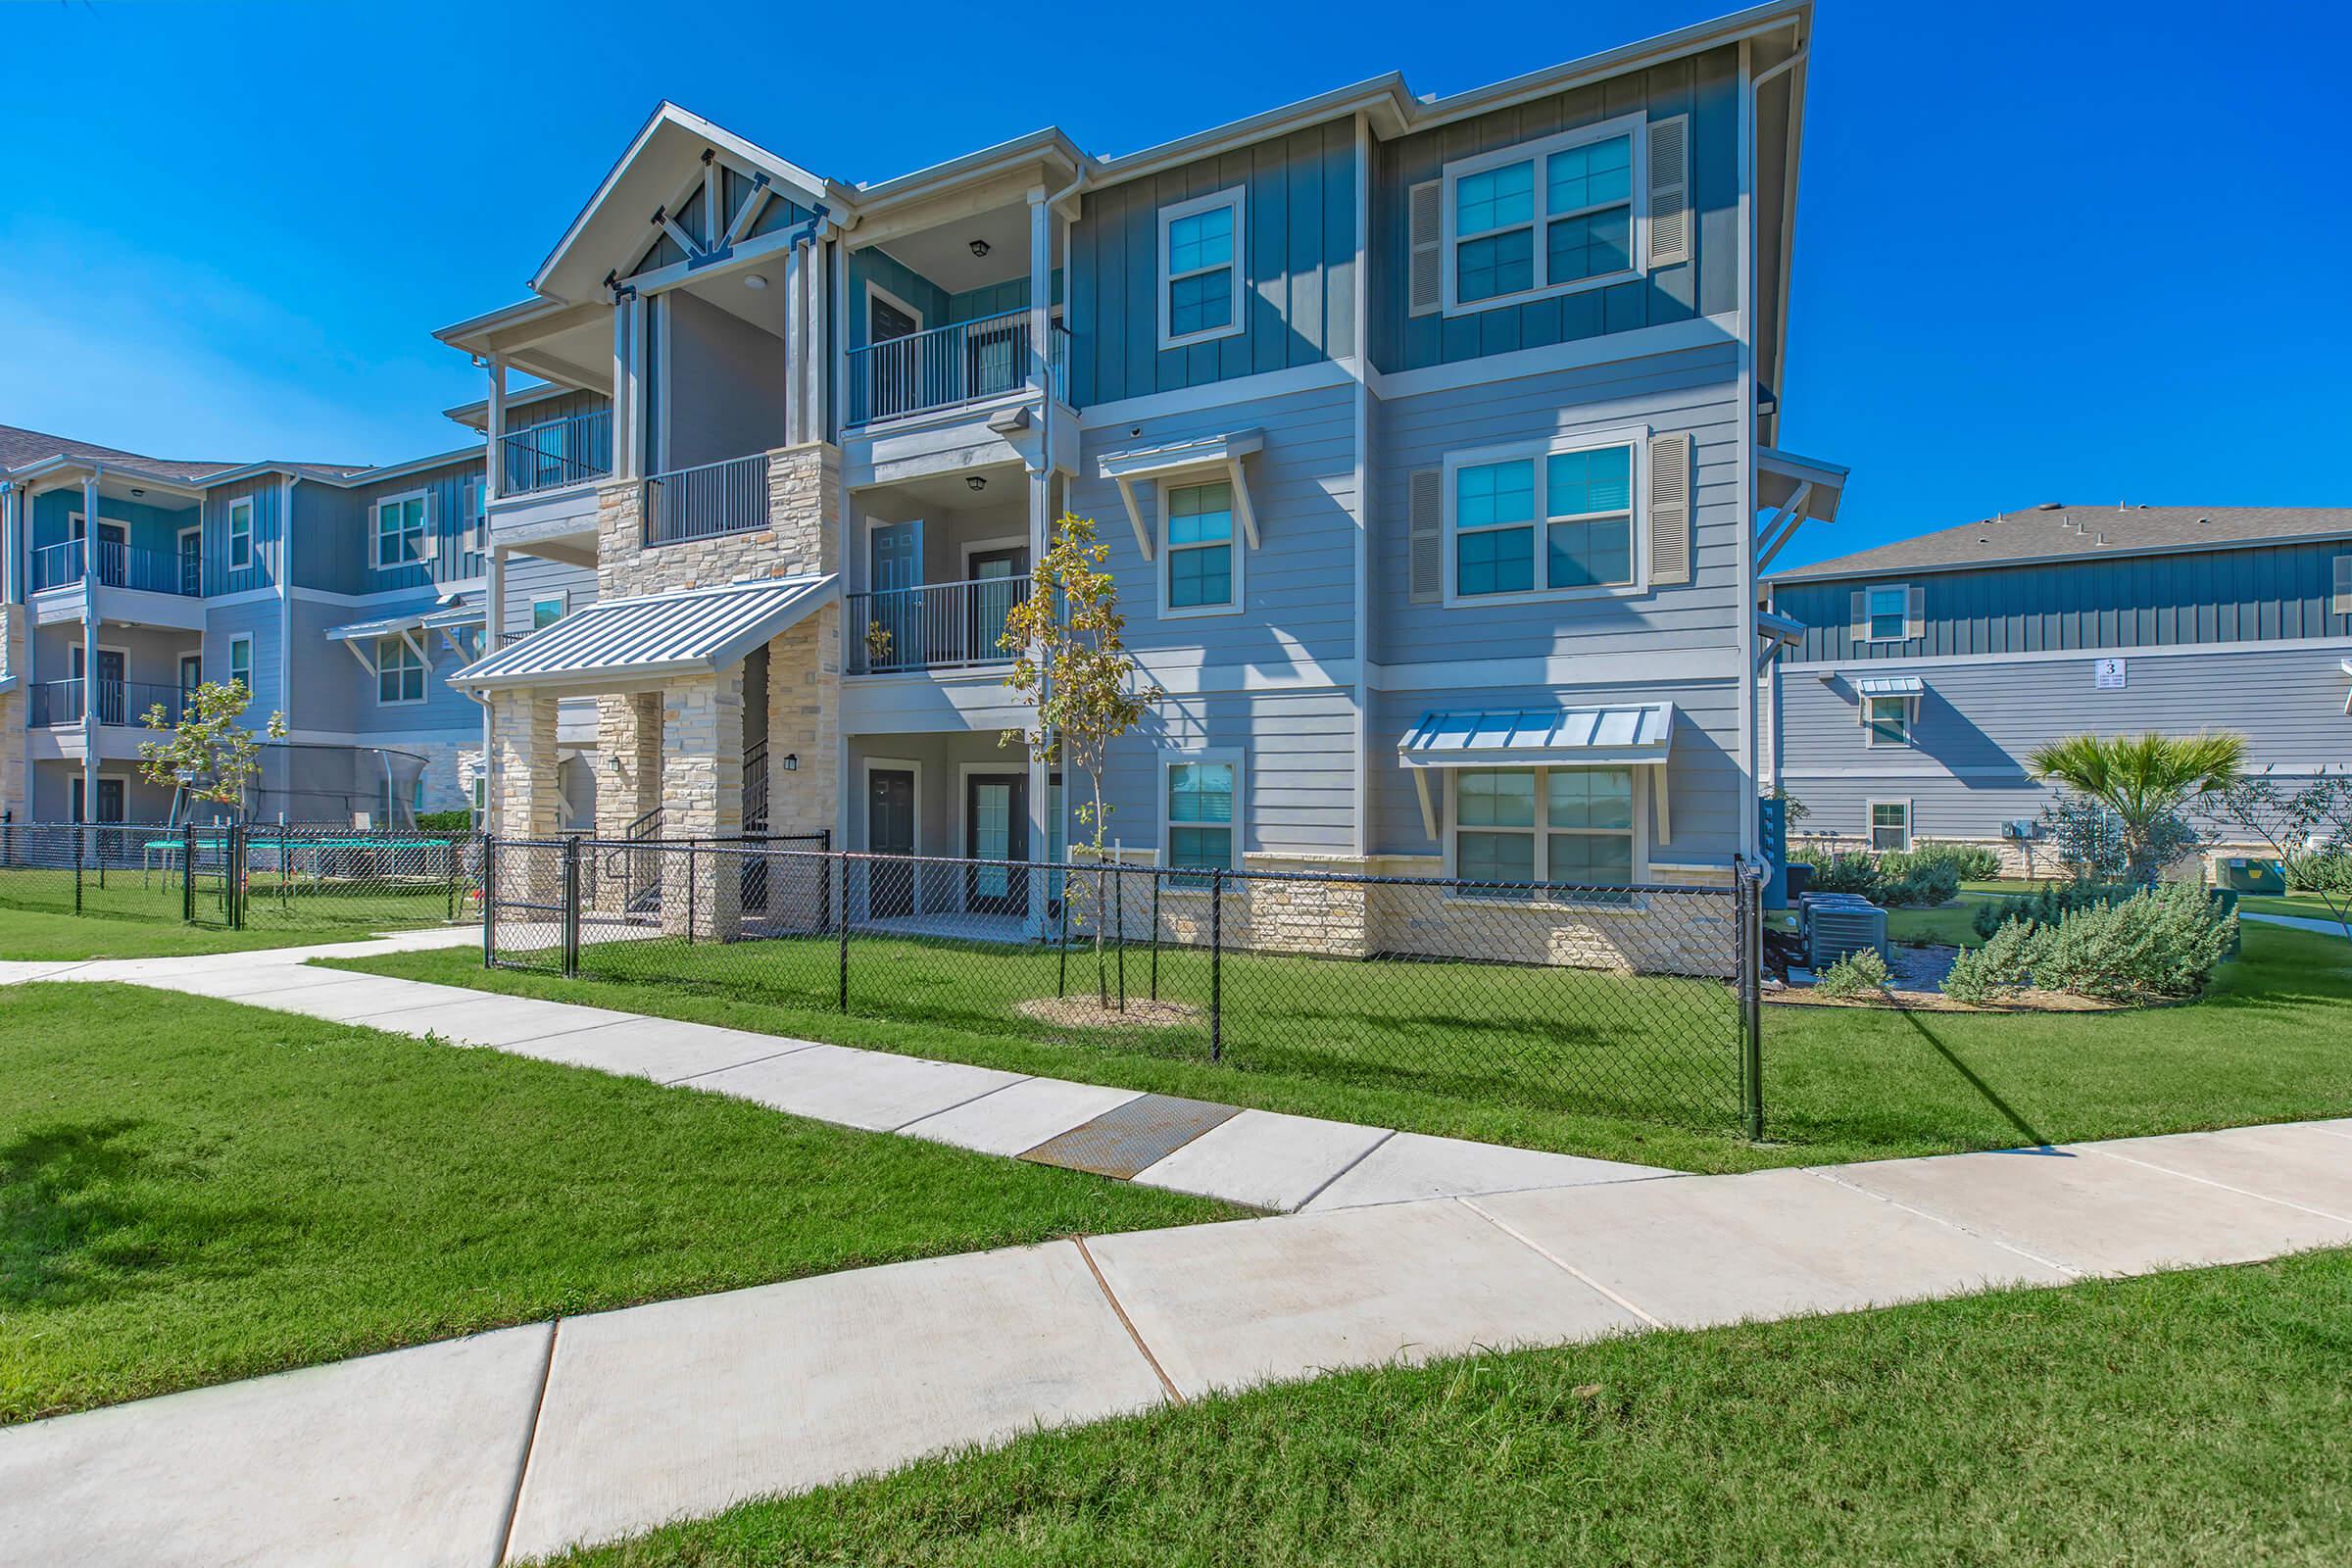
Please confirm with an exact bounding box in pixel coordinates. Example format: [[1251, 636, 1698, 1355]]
[[1396, 704, 1679, 845], [1853, 675, 1925, 697], [454, 574, 835, 692]]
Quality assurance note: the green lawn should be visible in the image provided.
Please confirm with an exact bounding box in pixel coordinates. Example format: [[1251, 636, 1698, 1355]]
[[0, 984, 1239, 1424], [2237, 889, 2352, 927], [0, 906, 384, 959], [333, 921, 2352, 1175], [0, 860, 466, 937], [543, 1247, 2352, 1567]]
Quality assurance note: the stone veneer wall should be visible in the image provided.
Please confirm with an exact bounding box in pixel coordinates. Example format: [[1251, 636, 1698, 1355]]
[[596, 442, 841, 600], [660, 670, 743, 939], [762, 610, 839, 839]]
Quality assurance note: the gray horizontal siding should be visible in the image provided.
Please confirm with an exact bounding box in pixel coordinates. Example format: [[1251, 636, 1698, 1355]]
[[1372, 343, 1743, 666], [1100, 687, 1359, 857], [499, 555, 599, 639], [1778, 539, 2352, 662], [1778, 644, 2352, 840]]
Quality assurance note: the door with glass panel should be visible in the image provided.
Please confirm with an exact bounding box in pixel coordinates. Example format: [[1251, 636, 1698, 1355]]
[[867, 293, 921, 419], [868, 520, 923, 670], [866, 768, 917, 920], [177, 529, 203, 595], [73, 517, 129, 586], [966, 548, 1024, 664], [963, 772, 1028, 917]]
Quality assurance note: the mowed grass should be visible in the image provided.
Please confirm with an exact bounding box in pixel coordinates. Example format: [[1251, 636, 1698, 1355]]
[[0, 860, 466, 941], [544, 1247, 2352, 1568], [0, 984, 1240, 1423], [335, 920, 2352, 1174], [0, 906, 382, 959]]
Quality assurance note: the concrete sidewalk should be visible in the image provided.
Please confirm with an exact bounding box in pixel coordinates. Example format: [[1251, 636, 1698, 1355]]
[[2240, 910, 2351, 940], [1, 1118, 2346, 1566]]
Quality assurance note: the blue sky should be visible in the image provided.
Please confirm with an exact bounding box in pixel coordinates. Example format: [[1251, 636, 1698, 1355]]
[[2, 0, 2344, 569]]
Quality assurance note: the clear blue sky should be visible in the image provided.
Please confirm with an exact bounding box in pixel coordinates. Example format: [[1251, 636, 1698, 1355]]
[[3, 0, 2344, 569]]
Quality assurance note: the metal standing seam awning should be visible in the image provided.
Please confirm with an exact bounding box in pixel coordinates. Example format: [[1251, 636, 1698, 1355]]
[[1396, 704, 1678, 843], [452, 573, 836, 693], [324, 608, 439, 677], [1097, 428, 1264, 560], [2341, 659, 2352, 715], [1852, 673, 1925, 726]]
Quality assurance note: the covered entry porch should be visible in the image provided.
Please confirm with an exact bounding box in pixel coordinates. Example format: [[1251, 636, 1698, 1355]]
[[844, 729, 1069, 942]]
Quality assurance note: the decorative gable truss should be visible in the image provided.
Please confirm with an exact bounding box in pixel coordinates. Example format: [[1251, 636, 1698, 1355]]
[[624, 151, 819, 284]]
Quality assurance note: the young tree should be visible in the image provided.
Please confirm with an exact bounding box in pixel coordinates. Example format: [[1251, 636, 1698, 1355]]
[[2027, 730, 2245, 885], [2198, 771, 2352, 939], [999, 514, 1161, 1001], [136, 679, 287, 810]]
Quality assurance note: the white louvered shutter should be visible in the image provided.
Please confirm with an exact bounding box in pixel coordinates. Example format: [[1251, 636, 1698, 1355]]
[[2333, 554, 2352, 615], [1645, 115, 1691, 270], [1849, 590, 1869, 646], [416, 492, 440, 564], [1646, 432, 1692, 586], [1407, 468, 1444, 602], [1407, 180, 1444, 317], [1906, 585, 1926, 640]]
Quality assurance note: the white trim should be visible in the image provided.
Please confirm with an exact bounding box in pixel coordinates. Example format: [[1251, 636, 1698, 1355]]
[[1439, 113, 1647, 318], [1159, 749, 1244, 873], [859, 756, 923, 856], [1783, 634, 2352, 675], [226, 634, 254, 692], [175, 523, 203, 594], [1156, 471, 1244, 619], [530, 590, 569, 631], [1441, 424, 1647, 609], [1866, 797, 1914, 853], [954, 760, 1035, 913], [1373, 314, 1740, 401], [1079, 360, 1354, 428], [958, 535, 1027, 577], [1156, 186, 1247, 352], [1440, 763, 1650, 888], [371, 489, 429, 573], [1861, 692, 1916, 749], [225, 495, 255, 572], [863, 279, 925, 343], [373, 635, 428, 707], [1863, 582, 1911, 643]]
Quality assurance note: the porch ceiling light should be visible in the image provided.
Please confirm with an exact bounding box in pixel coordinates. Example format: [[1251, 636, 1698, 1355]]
[[968, 238, 991, 258], [965, 475, 987, 492], [744, 273, 768, 290]]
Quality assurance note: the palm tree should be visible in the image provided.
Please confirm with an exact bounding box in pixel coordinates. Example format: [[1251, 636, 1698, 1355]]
[[2028, 731, 2246, 884]]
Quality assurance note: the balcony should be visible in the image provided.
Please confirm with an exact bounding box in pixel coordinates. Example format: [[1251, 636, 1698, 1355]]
[[499, 408, 612, 497], [29, 679, 190, 729], [847, 576, 1032, 675], [846, 310, 1071, 428], [643, 452, 770, 547], [31, 540, 202, 597]]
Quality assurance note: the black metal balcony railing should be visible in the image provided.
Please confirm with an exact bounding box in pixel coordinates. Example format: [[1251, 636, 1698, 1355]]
[[846, 309, 1072, 426], [29, 679, 191, 729], [30, 539, 202, 597], [643, 453, 769, 547], [847, 576, 1032, 674], [499, 408, 613, 496]]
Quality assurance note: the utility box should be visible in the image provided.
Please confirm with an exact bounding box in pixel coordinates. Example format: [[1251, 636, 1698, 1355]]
[[2216, 858, 2285, 895], [1759, 795, 1789, 909], [1800, 892, 1888, 969]]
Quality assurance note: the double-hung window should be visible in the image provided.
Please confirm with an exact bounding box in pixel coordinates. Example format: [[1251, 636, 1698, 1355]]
[[374, 495, 426, 569], [1445, 117, 1641, 313], [1453, 767, 1637, 898], [227, 498, 253, 571], [376, 637, 425, 705], [1165, 759, 1238, 878], [228, 635, 253, 694], [1158, 188, 1244, 349], [1870, 801, 1912, 853], [1449, 435, 1639, 602], [1866, 585, 1909, 642], [1163, 480, 1237, 613], [1865, 696, 1911, 748]]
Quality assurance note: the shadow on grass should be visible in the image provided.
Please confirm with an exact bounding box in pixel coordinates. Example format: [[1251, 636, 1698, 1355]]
[[1894, 1008, 2052, 1150], [0, 1118, 172, 1307]]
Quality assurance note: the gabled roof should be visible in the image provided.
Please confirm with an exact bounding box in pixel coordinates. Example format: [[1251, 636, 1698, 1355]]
[[1772, 506, 2352, 584], [0, 423, 240, 485], [454, 575, 836, 692]]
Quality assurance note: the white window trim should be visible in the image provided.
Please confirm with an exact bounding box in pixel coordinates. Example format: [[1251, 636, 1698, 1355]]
[[1867, 798, 1914, 854], [1159, 750, 1244, 873], [372, 490, 428, 573], [226, 497, 255, 570], [1864, 583, 1914, 643], [1441, 424, 1648, 609], [176, 523, 203, 593], [863, 280, 924, 344], [1862, 694, 1917, 750], [531, 591, 568, 630], [374, 635, 427, 707], [1439, 113, 1647, 318], [1156, 473, 1244, 620], [227, 634, 254, 692], [1156, 186, 1247, 352], [958, 535, 1027, 578], [1441, 765, 1650, 893], [463, 477, 486, 552], [953, 760, 1038, 913], [858, 756, 923, 858]]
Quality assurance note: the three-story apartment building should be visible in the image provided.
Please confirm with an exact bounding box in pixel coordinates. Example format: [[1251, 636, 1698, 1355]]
[[446, 2, 1838, 947]]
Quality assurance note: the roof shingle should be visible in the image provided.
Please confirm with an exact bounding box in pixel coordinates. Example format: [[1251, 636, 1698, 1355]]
[[1773, 505, 2352, 583]]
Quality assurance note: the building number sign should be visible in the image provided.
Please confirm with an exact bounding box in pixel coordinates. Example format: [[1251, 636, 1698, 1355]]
[[2093, 658, 2127, 689]]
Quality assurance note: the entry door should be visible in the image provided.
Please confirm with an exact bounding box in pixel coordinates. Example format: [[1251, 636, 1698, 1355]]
[[967, 548, 1025, 663], [179, 655, 203, 705], [96, 778, 125, 823], [964, 772, 1029, 917], [74, 517, 129, 585], [178, 530, 203, 595], [867, 767, 917, 920], [868, 294, 921, 418], [93, 649, 126, 725], [868, 521, 923, 669]]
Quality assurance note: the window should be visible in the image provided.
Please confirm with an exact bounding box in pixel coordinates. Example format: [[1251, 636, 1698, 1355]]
[[227, 498, 253, 570], [464, 479, 485, 551], [1870, 801, 1912, 853], [1865, 695, 1912, 748], [531, 593, 567, 631], [374, 495, 426, 569], [1163, 480, 1237, 613], [376, 637, 425, 705], [228, 635, 252, 693], [1444, 117, 1642, 313], [1452, 766, 1638, 898], [1867, 585, 1909, 642], [1158, 188, 1245, 350], [1165, 759, 1238, 877], [1448, 435, 1640, 603]]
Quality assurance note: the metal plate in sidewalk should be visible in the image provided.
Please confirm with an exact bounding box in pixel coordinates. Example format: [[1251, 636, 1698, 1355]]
[[1020, 1094, 1243, 1179]]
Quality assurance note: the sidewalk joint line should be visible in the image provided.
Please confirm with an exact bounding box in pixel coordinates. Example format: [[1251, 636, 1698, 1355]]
[[497, 1317, 562, 1568], [2079, 1143, 2352, 1225], [1457, 1197, 1667, 1328], [1805, 1168, 2082, 1278], [1074, 1236, 1184, 1406], [662, 1042, 830, 1086], [1290, 1129, 1397, 1211], [890, 1075, 1032, 1134]]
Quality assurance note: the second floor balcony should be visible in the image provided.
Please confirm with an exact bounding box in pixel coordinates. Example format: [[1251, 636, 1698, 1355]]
[[29, 679, 191, 729], [846, 576, 1032, 675], [31, 539, 203, 598], [846, 310, 1071, 428], [498, 408, 612, 497]]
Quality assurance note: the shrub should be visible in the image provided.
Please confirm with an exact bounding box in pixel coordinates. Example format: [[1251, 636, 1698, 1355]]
[[2284, 848, 2352, 894], [1876, 861, 1961, 909], [2031, 881, 2236, 1001], [1941, 917, 2042, 1004], [1894, 841, 2002, 883], [416, 809, 474, 832], [1812, 947, 1889, 1000], [1808, 852, 1885, 899], [1969, 880, 2135, 941]]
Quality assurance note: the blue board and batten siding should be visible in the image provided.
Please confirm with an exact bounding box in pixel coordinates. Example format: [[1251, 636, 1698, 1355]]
[[1777, 539, 2352, 662], [295, 458, 487, 597]]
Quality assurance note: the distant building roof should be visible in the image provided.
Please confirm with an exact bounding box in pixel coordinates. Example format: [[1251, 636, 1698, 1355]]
[[1772, 505, 2352, 584], [0, 423, 242, 485]]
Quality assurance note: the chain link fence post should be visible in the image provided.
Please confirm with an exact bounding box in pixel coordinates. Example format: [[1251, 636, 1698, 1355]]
[[229, 824, 247, 929], [74, 822, 84, 915], [1150, 869, 1161, 1002], [562, 835, 582, 978], [481, 836, 498, 966], [1208, 867, 1224, 1063], [1737, 856, 1766, 1142], [181, 820, 196, 924], [835, 849, 850, 1011]]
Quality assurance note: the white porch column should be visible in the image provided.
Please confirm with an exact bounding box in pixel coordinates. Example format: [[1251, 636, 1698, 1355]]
[[1024, 468, 1054, 937], [483, 357, 507, 503], [1028, 188, 1052, 393], [804, 236, 827, 440], [617, 291, 645, 482], [78, 473, 100, 819], [782, 241, 807, 447]]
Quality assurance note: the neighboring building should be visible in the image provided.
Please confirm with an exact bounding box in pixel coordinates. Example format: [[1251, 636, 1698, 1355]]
[[443, 2, 1838, 951], [1767, 505, 2352, 869], [0, 421, 599, 825]]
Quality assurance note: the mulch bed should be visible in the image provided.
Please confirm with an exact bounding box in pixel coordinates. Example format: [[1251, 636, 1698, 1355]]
[[1768, 943, 2121, 1013]]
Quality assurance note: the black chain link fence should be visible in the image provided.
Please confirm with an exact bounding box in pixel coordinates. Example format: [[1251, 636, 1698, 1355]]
[[486, 838, 1765, 1133], [0, 821, 481, 933]]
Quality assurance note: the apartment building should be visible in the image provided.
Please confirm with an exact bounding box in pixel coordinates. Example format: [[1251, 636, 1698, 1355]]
[[1767, 505, 2352, 867], [0, 422, 597, 825], [441, 2, 1838, 944]]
